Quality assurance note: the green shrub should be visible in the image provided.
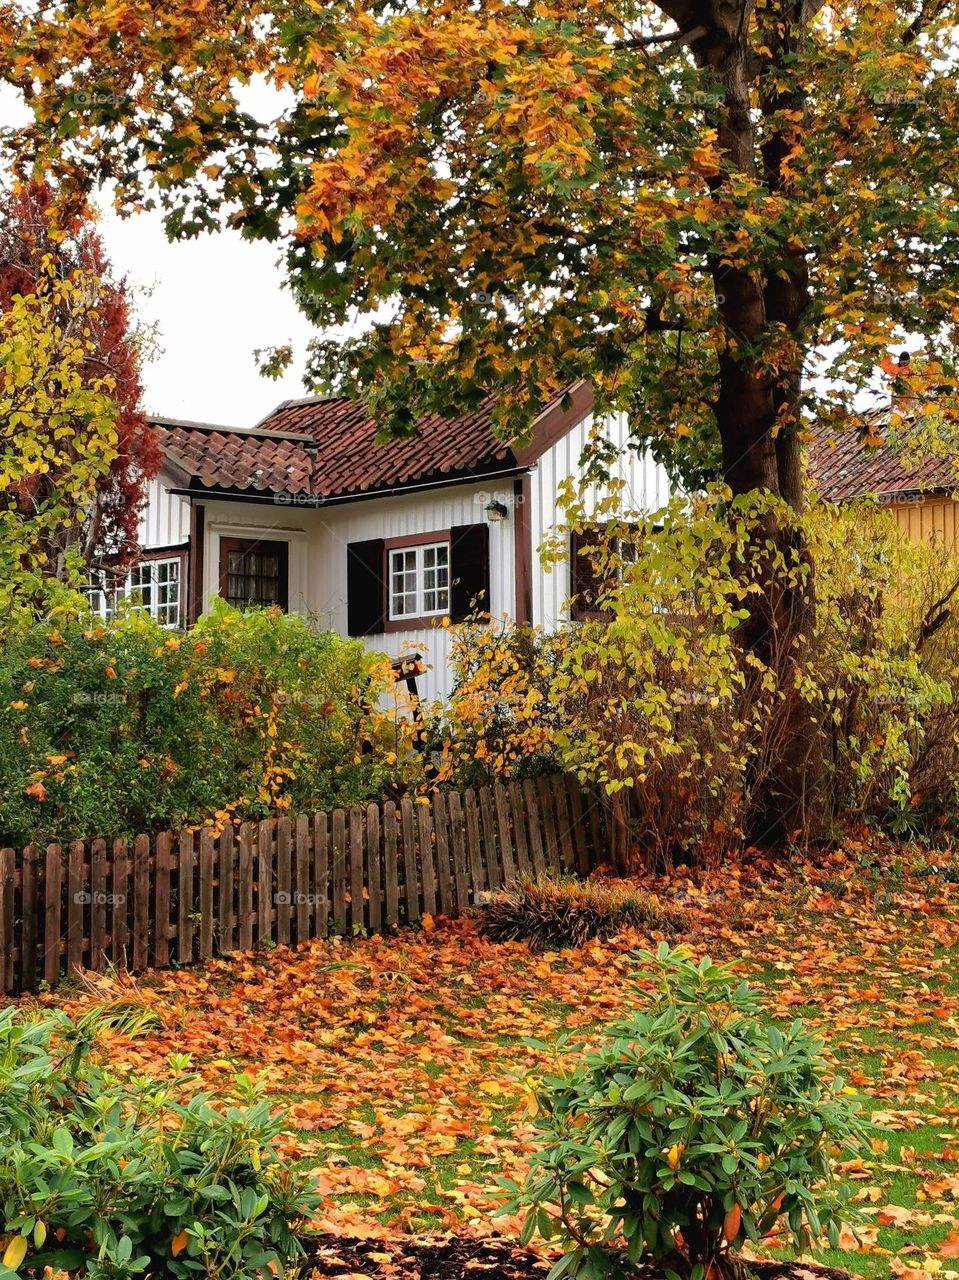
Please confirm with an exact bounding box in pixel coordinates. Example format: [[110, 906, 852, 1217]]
[[500, 945, 870, 1280], [0, 1006, 319, 1278], [0, 600, 423, 844], [441, 491, 959, 863], [475, 874, 683, 951]]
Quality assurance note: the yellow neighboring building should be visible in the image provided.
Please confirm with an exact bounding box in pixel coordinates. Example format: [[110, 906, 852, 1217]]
[[810, 421, 959, 548]]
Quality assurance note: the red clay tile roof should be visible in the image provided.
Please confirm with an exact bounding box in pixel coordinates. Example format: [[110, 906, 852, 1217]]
[[151, 386, 591, 501], [809, 414, 959, 500]]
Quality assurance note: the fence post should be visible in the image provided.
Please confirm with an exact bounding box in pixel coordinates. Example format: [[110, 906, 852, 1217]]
[[154, 832, 172, 967], [464, 789, 485, 900], [178, 831, 195, 963], [198, 829, 215, 959], [349, 806, 365, 933], [432, 792, 454, 916], [132, 834, 151, 970], [446, 791, 469, 913], [366, 801, 381, 933], [276, 818, 292, 945], [382, 802, 399, 930], [551, 776, 576, 874], [0, 848, 14, 994], [112, 838, 130, 967], [479, 785, 501, 892], [416, 800, 437, 918], [295, 814, 310, 943], [331, 809, 347, 934], [313, 812, 329, 938], [44, 844, 62, 986], [508, 781, 531, 877], [66, 840, 85, 975], [88, 838, 108, 971], [219, 826, 236, 954], [237, 824, 254, 950], [257, 819, 272, 944], [567, 778, 590, 874], [21, 844, 39, 989], [400, 797, 420, 923], [493, 784, 516, 884]]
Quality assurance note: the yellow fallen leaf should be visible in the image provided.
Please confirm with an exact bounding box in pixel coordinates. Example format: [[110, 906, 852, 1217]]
[[3, 1236, 28, 1270]]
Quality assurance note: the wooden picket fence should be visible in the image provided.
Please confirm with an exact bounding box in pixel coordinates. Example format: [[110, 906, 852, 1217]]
[[0, 775, 607, 995]]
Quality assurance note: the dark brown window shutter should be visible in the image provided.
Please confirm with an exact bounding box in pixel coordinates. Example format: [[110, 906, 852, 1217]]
[[347, 538, 386, 636], [570, 525, 611, 621], [450, 523, 490, 622]]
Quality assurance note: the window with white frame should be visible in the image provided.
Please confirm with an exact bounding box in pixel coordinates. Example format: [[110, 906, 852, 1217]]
[[85, 558, 182, 628], [389, 542, 450, 620]]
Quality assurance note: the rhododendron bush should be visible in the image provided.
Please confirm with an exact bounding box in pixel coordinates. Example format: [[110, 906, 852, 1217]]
[[501, 946, 871, 1280]]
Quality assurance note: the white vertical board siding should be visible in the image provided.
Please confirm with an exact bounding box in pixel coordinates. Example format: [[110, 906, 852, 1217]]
[[138, 476, 192, 549], [529, 410, 673, 630], [313, 481, 517, 705], [199, 479, 517, 704]]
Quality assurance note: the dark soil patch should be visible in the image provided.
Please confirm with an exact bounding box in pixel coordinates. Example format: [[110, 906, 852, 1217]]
[[300, 1233, 853, 1280]]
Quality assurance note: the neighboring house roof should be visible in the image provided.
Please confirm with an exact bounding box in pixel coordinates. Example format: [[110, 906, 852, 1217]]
[[809, 414, 959, 501], [150, 383, 594, 504]]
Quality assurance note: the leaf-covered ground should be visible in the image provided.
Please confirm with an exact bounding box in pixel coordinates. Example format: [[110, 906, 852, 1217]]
[[29, 840, 959, 1280]]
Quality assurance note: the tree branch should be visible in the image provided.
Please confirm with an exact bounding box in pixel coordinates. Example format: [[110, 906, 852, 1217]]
[[903, 0, 950, 43], [612, 25, 701, 49], [916, 572, 959, 651]]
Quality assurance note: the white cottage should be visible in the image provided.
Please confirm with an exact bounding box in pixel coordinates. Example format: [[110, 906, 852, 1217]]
[[89, 382, 671, 701]]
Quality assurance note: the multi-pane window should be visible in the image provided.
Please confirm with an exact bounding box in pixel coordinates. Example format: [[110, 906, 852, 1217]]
[[389, 542, 450, 620], [225, 547, 279, 608], [85, 558, 182, 628], [128, 560, 181, 627], [221, 539, 288, 610]]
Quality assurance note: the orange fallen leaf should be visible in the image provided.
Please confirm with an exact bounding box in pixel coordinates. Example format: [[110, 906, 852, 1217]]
[[937, 1231, 959, 1259]]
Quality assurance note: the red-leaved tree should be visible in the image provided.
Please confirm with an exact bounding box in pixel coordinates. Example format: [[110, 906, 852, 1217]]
[[0, 181, 159, 581]]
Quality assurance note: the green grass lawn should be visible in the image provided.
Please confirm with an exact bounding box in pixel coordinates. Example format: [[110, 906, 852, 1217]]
[[36, 843, 959, 1278]]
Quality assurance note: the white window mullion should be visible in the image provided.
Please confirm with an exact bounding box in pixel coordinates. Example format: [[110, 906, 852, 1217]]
[[85, 558, 182, 629], [388, 541, 450, 621]]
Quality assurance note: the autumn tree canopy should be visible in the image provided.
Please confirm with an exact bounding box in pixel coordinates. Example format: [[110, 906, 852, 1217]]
[[0, 181, 158, 581], [4, 0, 959, 837], [3, 0, 958, 495]]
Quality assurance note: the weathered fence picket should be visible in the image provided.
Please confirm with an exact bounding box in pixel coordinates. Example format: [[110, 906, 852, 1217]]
[[0, 777, 607, 995]]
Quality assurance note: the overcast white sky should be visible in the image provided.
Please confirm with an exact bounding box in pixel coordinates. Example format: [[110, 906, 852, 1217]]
[[100, 208, 317, 427], [1, 80, 318, 428]]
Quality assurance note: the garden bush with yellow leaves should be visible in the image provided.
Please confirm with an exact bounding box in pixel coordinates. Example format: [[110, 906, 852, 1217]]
[[428, 623, 566, 786], [0, 600, 422, 845], [441, 490, 959, 865], [500, 945, 871, 1280]]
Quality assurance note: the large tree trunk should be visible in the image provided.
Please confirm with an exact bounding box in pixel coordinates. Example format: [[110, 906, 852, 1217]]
[[690, 2, 832, 844], [712, 317, 828, 844]]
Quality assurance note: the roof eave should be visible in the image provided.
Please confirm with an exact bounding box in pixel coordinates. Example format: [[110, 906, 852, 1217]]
[[167, 460, 534, 508]]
